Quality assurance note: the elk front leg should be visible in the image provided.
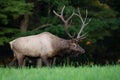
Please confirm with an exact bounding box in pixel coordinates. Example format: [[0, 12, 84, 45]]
[[23, 57, 29, 67], [41, 56, 49, 66], [36, 58, 42, 68], [52, 57, 56, 66]]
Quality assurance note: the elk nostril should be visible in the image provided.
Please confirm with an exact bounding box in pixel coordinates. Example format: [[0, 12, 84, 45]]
[[82, 49, 85, 53]]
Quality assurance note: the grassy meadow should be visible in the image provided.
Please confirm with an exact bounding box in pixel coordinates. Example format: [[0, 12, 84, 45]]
[[0, 65, 120, 80]]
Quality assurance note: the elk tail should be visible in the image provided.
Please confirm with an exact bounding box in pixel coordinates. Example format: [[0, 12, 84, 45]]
[[9, 40, 15, 49]]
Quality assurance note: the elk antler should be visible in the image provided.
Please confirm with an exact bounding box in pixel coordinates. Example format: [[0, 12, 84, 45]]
[[75, 8, 91, 39], [53, 6, 75, 38]]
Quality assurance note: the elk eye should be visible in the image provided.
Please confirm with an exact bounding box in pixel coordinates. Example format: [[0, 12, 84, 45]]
[[72, 44, 76, 47]]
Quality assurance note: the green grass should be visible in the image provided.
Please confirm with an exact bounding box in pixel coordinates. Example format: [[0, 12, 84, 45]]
[[0, 65, 120, 80]]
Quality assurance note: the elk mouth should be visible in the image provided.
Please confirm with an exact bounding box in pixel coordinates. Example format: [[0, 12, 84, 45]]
[[81, 50, 85, 54], [69, 51, 80, 57], [79, 49, 85, 54]]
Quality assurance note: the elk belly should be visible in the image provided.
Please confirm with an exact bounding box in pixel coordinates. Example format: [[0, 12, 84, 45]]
[[38, 35, 54, 57]]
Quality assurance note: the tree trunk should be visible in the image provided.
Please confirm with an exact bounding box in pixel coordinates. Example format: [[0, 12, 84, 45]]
[[48, 2, 51, 17], [20, 14, 29, 32]]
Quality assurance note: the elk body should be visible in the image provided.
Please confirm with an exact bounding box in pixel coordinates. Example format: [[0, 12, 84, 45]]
[[9, 32, 85, 67], [9, 6, 91, 67]]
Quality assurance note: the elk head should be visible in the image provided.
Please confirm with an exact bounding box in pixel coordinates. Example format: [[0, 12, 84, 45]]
[[67, 39, 85, 56], [53, 6, 91, 54]]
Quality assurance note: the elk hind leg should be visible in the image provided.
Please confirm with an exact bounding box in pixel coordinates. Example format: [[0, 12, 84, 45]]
[[17, 55, 25, 67], [8, 57, 17, 67]]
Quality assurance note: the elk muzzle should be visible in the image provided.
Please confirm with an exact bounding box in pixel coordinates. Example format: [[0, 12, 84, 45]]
[[70, 42, 85, 54], [77, 46, 85, 54]]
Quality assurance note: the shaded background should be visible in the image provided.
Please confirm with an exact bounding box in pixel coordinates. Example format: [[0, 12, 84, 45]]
[[0, 0, 120, 67]]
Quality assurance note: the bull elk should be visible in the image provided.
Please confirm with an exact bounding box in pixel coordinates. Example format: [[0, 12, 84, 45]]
[[9, 6, 91, 67]]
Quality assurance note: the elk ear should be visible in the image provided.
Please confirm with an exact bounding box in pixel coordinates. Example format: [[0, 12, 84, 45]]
[[76, 39, 82, 43], [70, 39, 78, 43], [76, 36, 86, 43]]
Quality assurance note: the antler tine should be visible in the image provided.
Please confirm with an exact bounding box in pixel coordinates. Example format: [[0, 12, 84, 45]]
[[77, 8, 84, 24], [75, 8, 91, 39], [61, 6, 65, 16], [85, 9, 91, 26], [86, 18, 91, 25], [53, 6, 75, 39], [84, 9, 88, 23], [78, 32, 88, 39], [66, 11, 75, 23], [53, 6, 66, 23]]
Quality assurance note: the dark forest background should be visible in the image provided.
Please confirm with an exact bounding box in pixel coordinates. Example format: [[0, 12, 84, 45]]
[[0, 0, 120, 67]]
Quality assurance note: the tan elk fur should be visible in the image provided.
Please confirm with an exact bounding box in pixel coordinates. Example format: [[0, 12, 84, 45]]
[[9, 32, 85, 67]]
